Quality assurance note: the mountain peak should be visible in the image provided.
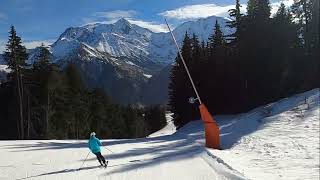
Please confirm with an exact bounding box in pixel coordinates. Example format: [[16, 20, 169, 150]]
[[113, 18, 132, 34], [115, 18, 131, 26]]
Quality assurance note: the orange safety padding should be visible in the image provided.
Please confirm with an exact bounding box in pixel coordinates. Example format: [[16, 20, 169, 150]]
[[199, 104, 220, 149]]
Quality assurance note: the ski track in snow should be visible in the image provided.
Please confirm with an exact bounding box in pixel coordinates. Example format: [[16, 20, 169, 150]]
[[0, 89, 319, 180]]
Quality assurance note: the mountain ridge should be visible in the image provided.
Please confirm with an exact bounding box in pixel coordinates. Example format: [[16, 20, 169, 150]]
[[0, 16, 232, 104]]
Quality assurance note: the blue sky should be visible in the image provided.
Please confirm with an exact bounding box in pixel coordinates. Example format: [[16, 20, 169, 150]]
[[0, 0, 292, 51]]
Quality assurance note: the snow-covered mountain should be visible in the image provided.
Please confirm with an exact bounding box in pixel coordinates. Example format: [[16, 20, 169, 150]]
[[51, 16, 232, 67]]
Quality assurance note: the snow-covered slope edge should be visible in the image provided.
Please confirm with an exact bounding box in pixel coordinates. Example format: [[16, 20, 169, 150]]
[[148, 112, 176, 137], [208, 88, 320, 180]]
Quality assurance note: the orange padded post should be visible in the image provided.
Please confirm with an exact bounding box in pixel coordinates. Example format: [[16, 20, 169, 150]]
[[199, 104, 220, 149]]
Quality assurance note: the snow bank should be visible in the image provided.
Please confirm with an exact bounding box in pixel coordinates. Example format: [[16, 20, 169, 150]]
[[148, 113, 176, 137], [209, 88, 320, 180]]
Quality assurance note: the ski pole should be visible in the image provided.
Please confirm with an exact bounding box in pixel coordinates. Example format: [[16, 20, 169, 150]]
[[78, 151, 90, 171], [104, 146, 114, 154]]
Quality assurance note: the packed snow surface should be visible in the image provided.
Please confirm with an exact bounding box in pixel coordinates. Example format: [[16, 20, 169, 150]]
[[0, 89, 319, 180]]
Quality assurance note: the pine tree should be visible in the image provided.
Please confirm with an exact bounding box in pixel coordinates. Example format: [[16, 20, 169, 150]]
[[206, 20, 229, 113], [144, 105, 166, 134], [291, 0, 319, 89], [169, 32, 198, 128], [291, 0, 313, 47], [32, 44, 53, 137], [4, 26, 28, 70], [207, 20, 226, 69], [269, 3, 300, 97], [227, 0, 243, 43], [247, 0, 271, 20], [64, 64, 87, 139], [310, 0, 320, 88], [208, 20, 226, 57], [190, 33, 202, 85], [3, 26, 28, 139], [213, 20, 226, 50], [34, 44, 51, 71], [239, 0, 273, 105]]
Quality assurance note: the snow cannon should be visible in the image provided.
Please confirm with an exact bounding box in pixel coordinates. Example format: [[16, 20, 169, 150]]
[[190, 97, 220, 149], [165, 19, 220, 149], [199, 104, 220, 149]]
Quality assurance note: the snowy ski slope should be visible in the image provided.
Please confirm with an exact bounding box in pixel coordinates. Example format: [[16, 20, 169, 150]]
[[0, 89, 319, 180]]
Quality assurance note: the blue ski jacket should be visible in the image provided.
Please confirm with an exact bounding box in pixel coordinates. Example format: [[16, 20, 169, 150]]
[[88, 135, 102, 153]]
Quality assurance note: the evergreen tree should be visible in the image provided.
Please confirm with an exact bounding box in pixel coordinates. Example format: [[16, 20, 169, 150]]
[[207, 20, 228, 113], [247, 0, 271, 20], [270, 3, 302, 96], [190, 33, 202, 87], [212, 20, 226, 54], [144, 105, 167, 134], [291, 0, 313, 46], [240, 0, 273, 105], [3, 26, 28, 139], [310, 0, 320, 88], [292, 0, 319, 89], [64, 64, 87, 139], [32, 44, 53, 137], [227, 0, 243, 43], [169, 32, 199, 128], [191, 34, 201, 58], [208, 20, 226, 58], [34, 44, 51, 71], [4, 26, 28, 70], [88, 89, 109, 137]]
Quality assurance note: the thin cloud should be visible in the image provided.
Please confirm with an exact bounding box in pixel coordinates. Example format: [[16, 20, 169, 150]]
[[127, 19, 168, 33], [82, 17, 118, 25], [22, 39, 55, 49], [159, 4, 246, 20], [82, 20, 118, 26], [83, 10, 136, 25], [83, 9, 168, 33], [159, 0, 294, 20], [93, 10, 136, 19]]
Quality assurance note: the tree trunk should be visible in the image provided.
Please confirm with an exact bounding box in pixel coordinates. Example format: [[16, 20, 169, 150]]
[[46, 90, 50, 138], [16, 67, 24, 139], [27, 92, 31, 139]]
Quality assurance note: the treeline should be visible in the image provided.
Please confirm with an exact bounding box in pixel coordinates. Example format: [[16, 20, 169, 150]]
[[169, 0, 319, 128], [0, 26, 166, 140]]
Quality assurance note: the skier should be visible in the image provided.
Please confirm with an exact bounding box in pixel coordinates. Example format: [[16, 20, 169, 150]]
[[88, 132, 108, 167]]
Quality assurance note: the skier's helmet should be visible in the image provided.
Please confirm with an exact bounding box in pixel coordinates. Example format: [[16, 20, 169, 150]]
[[90, 132, 96, 137]]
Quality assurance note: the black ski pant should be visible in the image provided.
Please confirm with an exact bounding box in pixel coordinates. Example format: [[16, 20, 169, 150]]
[[94, 152, 106, 165]]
